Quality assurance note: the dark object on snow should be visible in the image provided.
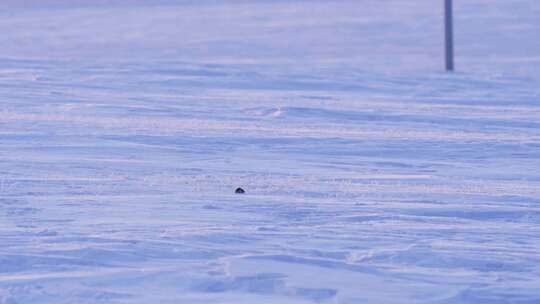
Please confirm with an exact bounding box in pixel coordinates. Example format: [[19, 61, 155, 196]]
[[235, 187, 245, 194]]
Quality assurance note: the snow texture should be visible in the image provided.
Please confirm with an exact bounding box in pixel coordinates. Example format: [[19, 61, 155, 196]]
[[1, 0, 540, 303]]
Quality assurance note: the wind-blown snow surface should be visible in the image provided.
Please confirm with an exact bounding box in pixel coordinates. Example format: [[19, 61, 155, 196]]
[[1, 1, 540, 303]]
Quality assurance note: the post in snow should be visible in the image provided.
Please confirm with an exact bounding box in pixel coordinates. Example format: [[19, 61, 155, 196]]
[[444, 0, 454, 71]]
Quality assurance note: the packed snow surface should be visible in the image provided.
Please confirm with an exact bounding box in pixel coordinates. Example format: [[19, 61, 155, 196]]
[[1, 1, 540, 303]]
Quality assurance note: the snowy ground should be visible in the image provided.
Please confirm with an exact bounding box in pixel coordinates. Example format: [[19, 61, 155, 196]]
[[1, 1, 540, 303]]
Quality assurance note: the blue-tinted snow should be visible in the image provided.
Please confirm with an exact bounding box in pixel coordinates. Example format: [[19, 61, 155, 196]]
[[1, 1, 539, 303]]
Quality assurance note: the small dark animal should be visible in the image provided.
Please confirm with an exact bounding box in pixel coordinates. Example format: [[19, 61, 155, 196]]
[[235, 187, 245, 194]]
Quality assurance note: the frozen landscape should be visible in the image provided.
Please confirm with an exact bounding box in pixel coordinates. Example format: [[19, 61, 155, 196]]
[[1, 0, 540, 303]]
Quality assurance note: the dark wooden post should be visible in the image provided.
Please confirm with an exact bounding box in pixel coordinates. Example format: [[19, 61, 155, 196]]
[[445, 0, 454, 71]]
